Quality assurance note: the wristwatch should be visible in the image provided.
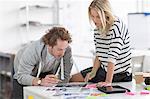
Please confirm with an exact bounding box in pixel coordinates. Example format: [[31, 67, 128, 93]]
[[37, 79, 42, 85]]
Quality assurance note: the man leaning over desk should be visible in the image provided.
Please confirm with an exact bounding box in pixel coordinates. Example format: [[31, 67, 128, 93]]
[[12, 27, 73, 99]]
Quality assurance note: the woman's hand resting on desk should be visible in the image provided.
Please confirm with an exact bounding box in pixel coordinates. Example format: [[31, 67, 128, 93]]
[[41, 74, 61, 86], [97, 82, 111, 87]]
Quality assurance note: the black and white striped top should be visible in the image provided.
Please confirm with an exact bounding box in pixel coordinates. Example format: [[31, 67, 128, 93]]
[[94, 17, 131, 74]]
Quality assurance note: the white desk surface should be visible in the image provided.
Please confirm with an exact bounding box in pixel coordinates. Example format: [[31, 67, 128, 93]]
[[24, 80, 150, 99]]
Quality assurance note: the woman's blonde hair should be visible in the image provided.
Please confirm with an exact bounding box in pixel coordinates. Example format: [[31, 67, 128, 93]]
[[88, 0, 115, 35]]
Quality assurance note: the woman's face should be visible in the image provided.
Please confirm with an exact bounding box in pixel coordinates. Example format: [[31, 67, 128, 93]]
[[90, 8, 101, 28]]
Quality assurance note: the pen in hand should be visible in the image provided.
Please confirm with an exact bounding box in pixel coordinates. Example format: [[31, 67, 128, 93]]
[[43, 75, 61, 85], [84, 74, 89, 84], [84, 71, 96, 84]]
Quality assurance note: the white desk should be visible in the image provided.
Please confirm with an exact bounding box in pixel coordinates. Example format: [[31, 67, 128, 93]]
[[24, 80, 150, 99]]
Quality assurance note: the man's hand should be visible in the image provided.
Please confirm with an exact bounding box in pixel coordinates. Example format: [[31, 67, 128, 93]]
[[41, 74, 61, 86]]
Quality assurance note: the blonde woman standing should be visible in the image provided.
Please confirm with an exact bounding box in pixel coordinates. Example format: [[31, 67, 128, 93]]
[[70, 0, 132, 86]]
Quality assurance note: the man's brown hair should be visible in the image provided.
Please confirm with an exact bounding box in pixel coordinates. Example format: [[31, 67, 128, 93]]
[[42, 27, 72, 46]]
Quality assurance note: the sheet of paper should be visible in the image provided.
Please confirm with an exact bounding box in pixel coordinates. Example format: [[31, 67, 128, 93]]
[[85, 84, 97, 88]]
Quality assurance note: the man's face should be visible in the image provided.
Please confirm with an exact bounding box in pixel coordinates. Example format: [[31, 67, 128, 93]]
[[48, 39, 69, 59]]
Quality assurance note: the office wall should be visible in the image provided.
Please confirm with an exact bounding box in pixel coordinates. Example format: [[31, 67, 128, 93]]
[[0, 0, 56, 54], [128, 13, 150, 49], [0, 0, 21, 53]]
